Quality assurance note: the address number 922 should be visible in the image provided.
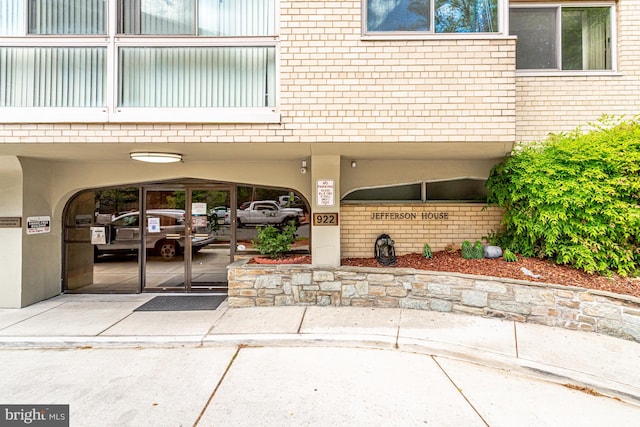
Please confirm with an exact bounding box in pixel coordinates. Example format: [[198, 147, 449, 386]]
[[313, 213, 339, 226]]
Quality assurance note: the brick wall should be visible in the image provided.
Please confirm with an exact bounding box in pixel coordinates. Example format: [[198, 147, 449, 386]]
[[280, 12, 517, 143], [0, 1, 517, 144], [515, 0, 640, 141], [340, 204, 504, 258], [279, 1, 517, 143], [3, 0, 639, 146]]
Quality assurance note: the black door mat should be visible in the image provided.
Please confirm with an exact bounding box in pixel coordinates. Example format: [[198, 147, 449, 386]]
[[134, 295, 226, 312]]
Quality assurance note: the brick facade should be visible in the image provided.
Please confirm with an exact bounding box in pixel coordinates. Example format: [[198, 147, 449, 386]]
[[3, 0, 640, 308], [3, 2, 638, 144], [340, 204, 504, 258], [515, 0, 640, 141], [0, 37, 517, 144]]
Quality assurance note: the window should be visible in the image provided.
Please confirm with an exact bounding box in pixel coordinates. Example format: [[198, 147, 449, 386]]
[[343, 179, 487, 202], [344, 183, 422, 201], [0, 0, 278, 123], [510, 4, 612, 71], [0, 47, 106, 107], [1, 1, 107, 109], [118, 47, 275, 108], [426, 179, 487, 201], [0, 0, 107, 36], [365, 0, 500, 34], [28, 0, 107, 35], [118, 0, 274, 36]]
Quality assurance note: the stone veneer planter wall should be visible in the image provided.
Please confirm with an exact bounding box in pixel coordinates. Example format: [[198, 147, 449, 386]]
[[228, 260, 640, 343]]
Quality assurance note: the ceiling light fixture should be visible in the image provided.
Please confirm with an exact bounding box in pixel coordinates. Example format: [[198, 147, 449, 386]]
[[130, 152, 183, 163], [351, 161, 357, 168]]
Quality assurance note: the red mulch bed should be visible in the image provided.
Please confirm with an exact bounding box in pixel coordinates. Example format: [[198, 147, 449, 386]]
[[250, 255, 312, 265], [342, 251, 640, 299], [250, 251, 640, 299]]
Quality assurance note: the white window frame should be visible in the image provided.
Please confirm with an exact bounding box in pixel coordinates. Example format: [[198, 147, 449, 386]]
[[361, 0, 511, 40], [510, 2, 617, 76], [0, 0, 280, 124]]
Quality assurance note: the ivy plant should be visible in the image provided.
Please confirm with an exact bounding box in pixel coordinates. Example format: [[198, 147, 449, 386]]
[[486, 116, 640, 276]]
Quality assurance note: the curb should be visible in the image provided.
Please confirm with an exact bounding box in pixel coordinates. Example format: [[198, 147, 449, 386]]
[[2, 333, 638, 406]]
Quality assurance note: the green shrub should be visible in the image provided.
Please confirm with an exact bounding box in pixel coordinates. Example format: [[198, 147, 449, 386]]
[[462, 240, 485, 259], [473, 240, 485, 259], [487, 116, 640, 276], [461, 241, 474, 259], [503, 249, 518, 262], [252, 221, 297, 259], [422, 243, 433, 259]]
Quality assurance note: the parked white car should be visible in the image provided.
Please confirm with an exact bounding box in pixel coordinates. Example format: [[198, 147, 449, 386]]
[[209, 206, 229, 219], [278, 194, 303, 207], [94, 209, 215, 260]]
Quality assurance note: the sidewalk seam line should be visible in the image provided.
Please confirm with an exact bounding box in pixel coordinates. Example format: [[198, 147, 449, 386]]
[[96, 312, 137, 337], [514, 321, 520, 359], [296, 307, 308, 334], [432, 355, 490, 427], [193, 346, 241, 426], [395, 309, 402, 349], [0, 301, 69, 332], [204, 303, 229, 336]]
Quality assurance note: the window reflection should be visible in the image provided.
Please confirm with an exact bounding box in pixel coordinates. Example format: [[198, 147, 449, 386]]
[[366, 0, 499, 33]]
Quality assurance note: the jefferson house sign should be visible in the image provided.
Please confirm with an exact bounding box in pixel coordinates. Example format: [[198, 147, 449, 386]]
[[370, 212, 449, 220]]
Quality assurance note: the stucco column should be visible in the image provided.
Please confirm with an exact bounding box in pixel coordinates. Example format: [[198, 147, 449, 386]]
[[0, 157, 23, 308], [310, 155, 341, 266], [0, 157, 59, 308]]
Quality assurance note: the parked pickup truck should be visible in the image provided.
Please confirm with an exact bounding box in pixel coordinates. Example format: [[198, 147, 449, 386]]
[[234, 200, 304, 227]]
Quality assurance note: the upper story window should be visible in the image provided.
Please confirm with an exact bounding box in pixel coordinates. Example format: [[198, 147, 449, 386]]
[[0, 0, 278, 123], [510, 4, 613, 72], [0, 0, 107, 35], [365, 0, 500, 34], [118, 0, 274, 36]]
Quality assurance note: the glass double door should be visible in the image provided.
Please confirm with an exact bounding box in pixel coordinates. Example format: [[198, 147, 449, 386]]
[[142, 187, 232, 292]]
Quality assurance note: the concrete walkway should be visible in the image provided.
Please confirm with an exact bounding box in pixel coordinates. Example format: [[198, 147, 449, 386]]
[[0, 294, 639, 426]]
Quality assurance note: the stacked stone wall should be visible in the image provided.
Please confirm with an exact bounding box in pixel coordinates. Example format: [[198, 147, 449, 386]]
[[229, 262, 640, 343]]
